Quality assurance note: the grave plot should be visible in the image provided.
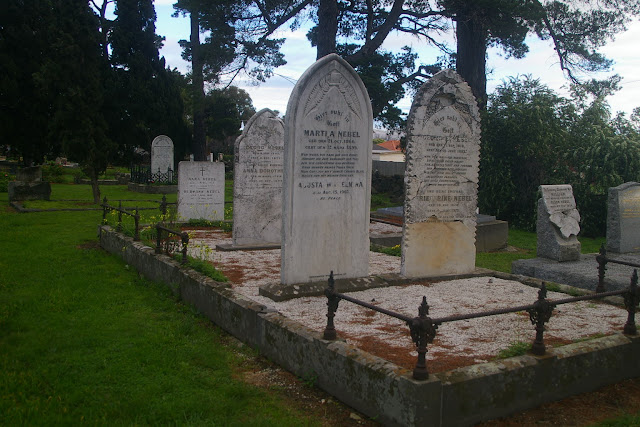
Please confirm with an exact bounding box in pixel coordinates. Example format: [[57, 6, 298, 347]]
[[185, 225, 629, 374]]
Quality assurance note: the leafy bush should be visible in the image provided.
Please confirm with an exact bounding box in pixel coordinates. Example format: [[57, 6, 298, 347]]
[[41, 161, 66, 183], [0, 171, 14, 192]]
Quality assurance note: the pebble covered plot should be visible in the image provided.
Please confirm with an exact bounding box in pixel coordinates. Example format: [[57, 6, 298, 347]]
[[186, 226, 628, 372]]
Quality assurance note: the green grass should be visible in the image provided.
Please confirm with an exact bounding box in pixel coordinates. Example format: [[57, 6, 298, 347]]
[[496, 341, 531, 359], [0, 184, 319, 425]]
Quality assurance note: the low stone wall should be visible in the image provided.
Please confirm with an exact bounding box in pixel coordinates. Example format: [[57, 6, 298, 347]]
[[99, 225, 640, 426]]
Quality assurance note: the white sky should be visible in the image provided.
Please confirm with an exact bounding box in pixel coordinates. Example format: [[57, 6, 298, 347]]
[[153, 2, 640, 118]]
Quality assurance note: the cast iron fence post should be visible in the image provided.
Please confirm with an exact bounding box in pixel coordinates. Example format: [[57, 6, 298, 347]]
[[409, 296, 438, 380], [624, 269, 639, 335], [596, 243, 607, 293], [323, 271, 340, 340], [134, 207, 140, 241], [181, 231, 189, 264], [527, 284, 555, 355], [155, 224, 162, 254], [116, 200, 123, 232], [160, 195, 167, 217], [102, 196, 108, 222]]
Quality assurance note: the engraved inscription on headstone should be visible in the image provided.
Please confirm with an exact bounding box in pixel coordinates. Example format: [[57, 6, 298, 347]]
[[606, 182, 640, 253], [233, 109, 285, 246], [537, 184, 581, 261], [281, 54, 372, 285], [177, 161, 225, 221], [151, 135, 174, 173], [401, 69, 481, 277]]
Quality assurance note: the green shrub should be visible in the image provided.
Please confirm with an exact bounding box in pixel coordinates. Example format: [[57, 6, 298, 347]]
[[41, 161, 66, 183], [0, 171, 14, 192]]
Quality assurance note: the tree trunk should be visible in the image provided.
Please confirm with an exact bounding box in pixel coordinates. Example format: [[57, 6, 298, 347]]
[[190, 9, 207, 161], [456, 15, 488, 110], [88, 168, 101, 204], [316, 0, 338, 59]]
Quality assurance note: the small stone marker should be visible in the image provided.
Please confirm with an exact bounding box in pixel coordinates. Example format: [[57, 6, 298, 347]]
[[177, 161, 225, 221], [537, 184, 581, 261], [232, 108, 284, 247], [281, 54, 372, 285], [8, 166, 51, 201], [401, 69, 481, 277], [151, 135, 174, 173], [606, 182, 640, 253]]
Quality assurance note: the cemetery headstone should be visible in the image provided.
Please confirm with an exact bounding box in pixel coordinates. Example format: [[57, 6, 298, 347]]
[[177, 161, 225, 221], [232, 108, 284, 246], [606, 182, 640, 253], [151, 135, 174, 173], [281, 54, 372, 285], [537, 184, 581, 261], [8, 166, 51, 201], [401, 69, 481, 277]]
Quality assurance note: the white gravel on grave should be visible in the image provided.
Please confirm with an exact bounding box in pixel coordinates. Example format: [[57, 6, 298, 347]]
[[185, 224, 628, 366]]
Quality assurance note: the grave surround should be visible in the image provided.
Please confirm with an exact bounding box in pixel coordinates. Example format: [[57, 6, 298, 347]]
[[281, 53, 372, 285], [177, 161, 225, 221], [607, 182, 640, 253], [232, 108, 284, 247], [401, 69, 481, 277]]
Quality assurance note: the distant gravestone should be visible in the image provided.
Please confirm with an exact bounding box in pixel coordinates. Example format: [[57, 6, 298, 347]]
[[151, 135, 174, 173], [606, 182, 640, 253], [537, 184, 581, 261], [281, 54, 372, 285], [401, 69, 481, 277], [232, 108, 284, 247], [177, 161, 225, 221], [8, 166, 51, 201]]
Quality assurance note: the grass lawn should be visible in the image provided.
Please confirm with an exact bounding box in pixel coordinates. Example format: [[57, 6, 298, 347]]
[[0, 183, 320, 425]]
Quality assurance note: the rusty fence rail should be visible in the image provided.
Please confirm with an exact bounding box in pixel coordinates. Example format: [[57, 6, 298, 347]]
[[323, 270, 640, 381], [155, 224, 189, 264], [101, 197, 141, 241], [597, 243, 640, 292]]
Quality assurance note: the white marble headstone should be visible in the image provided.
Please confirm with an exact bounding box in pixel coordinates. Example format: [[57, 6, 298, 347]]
[[233, 109, 284, 246], [401, 69, 481, 277], [536, 184, 581, 261], [177, 161, 225, 221], [151, 135, 174, 173], [281, 54, 373, 285]]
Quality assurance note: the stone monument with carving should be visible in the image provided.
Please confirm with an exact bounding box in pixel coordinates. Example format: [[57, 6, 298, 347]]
[[606, 182, 640, 253], [401, 69, 481, 277], [537, 184, 581, 261], [177, 161, 225, 221], [281, 54, 372, 285]]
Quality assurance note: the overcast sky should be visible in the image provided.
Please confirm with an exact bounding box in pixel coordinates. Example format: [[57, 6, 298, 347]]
[[153, 2, 640, 118]]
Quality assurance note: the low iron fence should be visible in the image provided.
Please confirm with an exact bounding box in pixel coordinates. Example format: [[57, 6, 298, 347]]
[[101, 198, 140, 240], [155, 224, 189, 264], [323, 270, 640, 381], [596, 243, 640, 293], [130, 164, 177, 185]]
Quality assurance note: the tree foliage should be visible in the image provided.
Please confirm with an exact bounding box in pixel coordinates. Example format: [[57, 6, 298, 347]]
[[480, 75, 640, 236]]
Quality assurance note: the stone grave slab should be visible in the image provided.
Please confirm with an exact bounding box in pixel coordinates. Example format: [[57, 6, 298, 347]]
[[8, 166, 51, 201], [280, 54, 372, 285], [151, 135, 174, 173], [606, 182, 640, 253], [401, 69, 481, 277], [177, 161, 225, 221], [537, 184, 581, 261], [225, 108, 284, 250]]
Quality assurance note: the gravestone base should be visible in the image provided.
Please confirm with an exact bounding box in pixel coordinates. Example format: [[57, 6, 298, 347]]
[[8, 181, 51, 201], [401, 221, 476, 278], [476, 219, 508, 252], [216, 243, 280, 252], [536, 202, 581, 262]]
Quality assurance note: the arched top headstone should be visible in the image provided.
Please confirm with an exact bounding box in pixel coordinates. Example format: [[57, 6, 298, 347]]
[[232, 108, 285, 246], [151, 135, 174, 173], [281, 54, 373, 285]]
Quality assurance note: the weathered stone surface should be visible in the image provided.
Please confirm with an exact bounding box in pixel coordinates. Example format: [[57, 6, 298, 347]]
[[177, 161, 225, 221], [151, 135, 174, 173], [281, 54, 372, 285], [606, 182, 640, 253], [16, 166, 42, 182], [537, 185, 581, 261], [232, 109, 284, 246], [401, 69, 481, 277], [8, 181, 51, 201]]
